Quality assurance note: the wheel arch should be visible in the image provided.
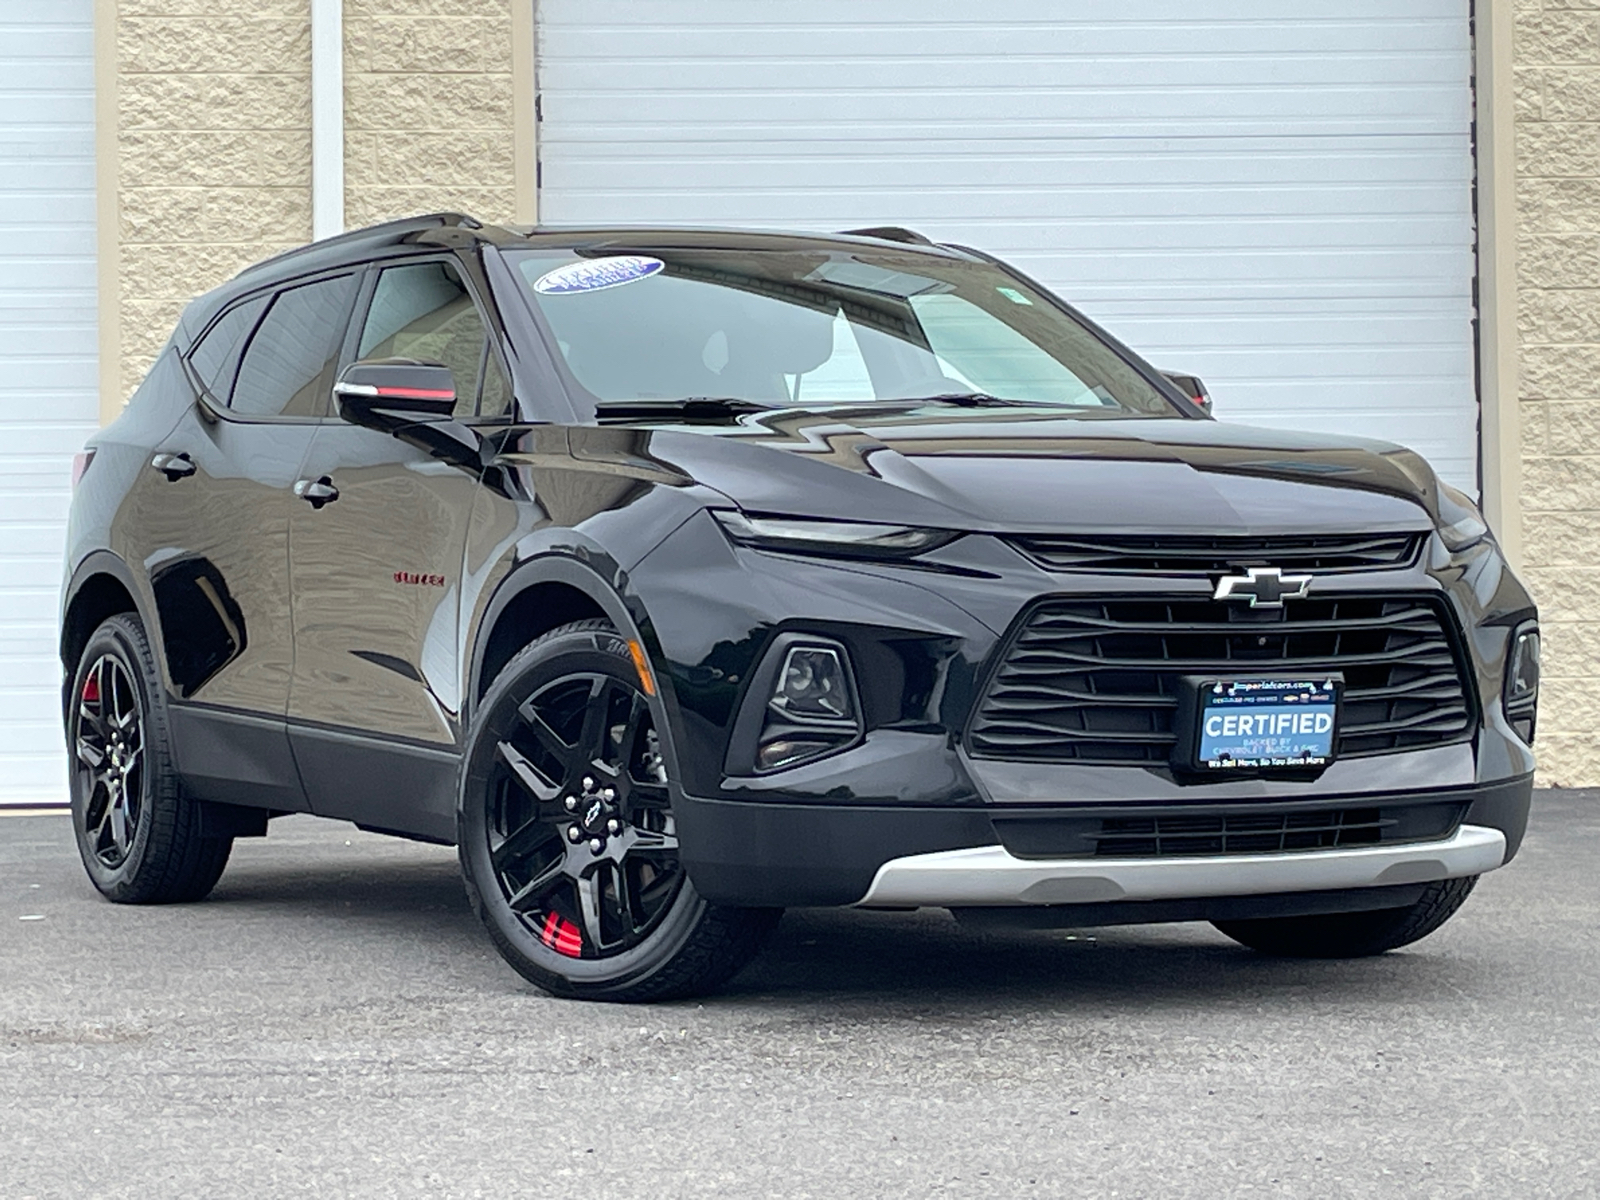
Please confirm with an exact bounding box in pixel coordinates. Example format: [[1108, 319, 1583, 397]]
[[465, 551, 698, 827], [467, 554, 660, 715], [60, 553, 156, 718]]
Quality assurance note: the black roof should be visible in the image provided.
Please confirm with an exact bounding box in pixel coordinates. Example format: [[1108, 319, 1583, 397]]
[[235, 213, 971, 285], [505, 223, 970, 259], [233, 212, 490, 281]]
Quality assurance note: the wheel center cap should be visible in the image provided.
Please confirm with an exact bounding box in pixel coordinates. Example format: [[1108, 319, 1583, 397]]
[[582, 797, 607, 831]]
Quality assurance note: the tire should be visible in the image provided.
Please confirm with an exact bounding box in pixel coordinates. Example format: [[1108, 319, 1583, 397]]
[[1212, 875, 1479, 958], [67, 613, 232, 904], [458, 618, 780, 1002]]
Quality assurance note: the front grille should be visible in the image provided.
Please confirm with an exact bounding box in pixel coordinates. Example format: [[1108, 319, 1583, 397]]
[[967, 595, 1474, 765], [1010, 532, 1423, 574]]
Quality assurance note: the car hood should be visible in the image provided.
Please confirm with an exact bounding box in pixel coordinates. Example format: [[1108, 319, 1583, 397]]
[[567, 408, 1445, 536]]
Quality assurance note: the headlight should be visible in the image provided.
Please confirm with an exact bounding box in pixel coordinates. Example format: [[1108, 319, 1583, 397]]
[[1504, 623, 1540, 745], [713, 510, 956, 558], [725, 634, 865, 773], [1437, 482, 1492, 552]]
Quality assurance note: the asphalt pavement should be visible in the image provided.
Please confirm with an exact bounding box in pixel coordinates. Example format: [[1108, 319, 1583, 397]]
[[2, 791, 1598, 1199]]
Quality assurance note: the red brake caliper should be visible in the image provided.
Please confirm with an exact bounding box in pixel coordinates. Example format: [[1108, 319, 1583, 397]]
[[82, 672, 100, 704], [540, 910, 583, 957]]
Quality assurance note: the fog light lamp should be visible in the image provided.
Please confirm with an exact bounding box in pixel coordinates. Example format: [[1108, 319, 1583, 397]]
[[748, 641, 863, 772], [772, 646, 855, 722], [1504, 624, 1540, 744]]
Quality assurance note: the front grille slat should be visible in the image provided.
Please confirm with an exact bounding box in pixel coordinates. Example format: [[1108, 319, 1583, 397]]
[[968, 594, 1474, 765], [1341, 707, 1469, 737], [1001, 647, 1455, 672], [1023, 609, 1439, 636], [1013, 532, 1424, 574]]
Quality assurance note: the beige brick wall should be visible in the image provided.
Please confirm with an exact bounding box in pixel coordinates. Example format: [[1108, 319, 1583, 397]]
[[343, 0, 517, 228], [114, 1, 312, 399], [1516, 1, 1600, 785], [110, 1, 520, 403]]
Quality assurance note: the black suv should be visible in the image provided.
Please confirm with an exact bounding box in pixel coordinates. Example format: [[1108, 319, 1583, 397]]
[[62, 214, 1539, 1000]]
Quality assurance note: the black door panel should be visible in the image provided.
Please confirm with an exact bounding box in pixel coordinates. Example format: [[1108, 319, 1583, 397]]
[[139, 410, 315, 716], [287, 432, 478, 747], [287, 259, 492, 830]]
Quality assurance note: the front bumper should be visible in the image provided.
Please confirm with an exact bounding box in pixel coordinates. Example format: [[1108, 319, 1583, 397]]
[[858, 823, 1505, 907], [633, 512, 1538, 915], [673, 774, 1533, 910]]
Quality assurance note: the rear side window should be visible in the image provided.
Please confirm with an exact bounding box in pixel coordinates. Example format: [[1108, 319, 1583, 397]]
[[231, 274, 358, 418], [358, 261, 493, 418], [187, 295, 268, 405]]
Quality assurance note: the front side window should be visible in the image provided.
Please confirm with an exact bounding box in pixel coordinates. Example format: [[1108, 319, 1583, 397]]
[[358, 261, 493, 419], [508, 246, 1177, 417], [232, 274, 358, 418]]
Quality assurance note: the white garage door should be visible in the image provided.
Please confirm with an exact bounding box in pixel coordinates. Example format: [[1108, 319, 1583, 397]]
[[535, 0, 1478, 490], [0, 0, 98, 806]]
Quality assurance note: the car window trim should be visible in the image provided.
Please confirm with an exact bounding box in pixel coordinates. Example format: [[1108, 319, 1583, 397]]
[[478, 245, 577, 425]]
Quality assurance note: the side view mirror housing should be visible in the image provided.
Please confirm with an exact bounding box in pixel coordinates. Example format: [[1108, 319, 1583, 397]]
[[1159, 370, 1212, 416], [334, 358, 457, 430], [334, 358, 486, 472]]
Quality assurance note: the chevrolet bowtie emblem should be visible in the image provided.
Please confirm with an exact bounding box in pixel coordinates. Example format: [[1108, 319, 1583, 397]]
[[1213, 566, 1313, 609]]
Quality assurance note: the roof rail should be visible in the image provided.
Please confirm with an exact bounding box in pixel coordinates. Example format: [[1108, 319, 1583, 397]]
[[838, 226, 935, 246], [235, 212, 485, 278]]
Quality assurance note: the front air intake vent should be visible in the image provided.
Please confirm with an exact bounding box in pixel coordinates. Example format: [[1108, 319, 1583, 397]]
[[991, 799, 1471, 859], [1009, 532, 1424, 575], [1093, 809, 1387, 857]]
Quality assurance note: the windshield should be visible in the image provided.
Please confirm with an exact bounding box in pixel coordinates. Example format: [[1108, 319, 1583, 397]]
[[508, 246, 1180, 418]]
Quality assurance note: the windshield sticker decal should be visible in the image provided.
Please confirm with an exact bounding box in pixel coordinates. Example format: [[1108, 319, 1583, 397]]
[[533, 256, 665, 295], [997, 286, 1033, 305]]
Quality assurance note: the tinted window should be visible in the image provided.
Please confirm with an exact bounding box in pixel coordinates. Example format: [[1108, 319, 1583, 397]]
[[231, 275, 357, 418], [358, 261, 489, 418], [188, 295, 268, 404], [510, 249, 1176, 417]]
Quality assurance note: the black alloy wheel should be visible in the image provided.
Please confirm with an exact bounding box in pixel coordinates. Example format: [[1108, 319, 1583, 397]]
[[68, 613, 233, 903], [74, 652, 144, 869], [459, 620, 779, 1001], [491, 669, 682, 957]]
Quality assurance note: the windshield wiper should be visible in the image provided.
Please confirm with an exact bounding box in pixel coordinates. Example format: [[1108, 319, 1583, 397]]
[[592, 397, 780, 423], [900, 392, 1057, 408]]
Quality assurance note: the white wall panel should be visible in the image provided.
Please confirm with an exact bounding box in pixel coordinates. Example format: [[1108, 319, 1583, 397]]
[[537, 0, 1478, 489], [0, 0, 97, 805]]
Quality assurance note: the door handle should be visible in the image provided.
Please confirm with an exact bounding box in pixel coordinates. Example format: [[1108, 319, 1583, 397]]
[[150, 452, 195, 482], [294, 476, 340, 509]]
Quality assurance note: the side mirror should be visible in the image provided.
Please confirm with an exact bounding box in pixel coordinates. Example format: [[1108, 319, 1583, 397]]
[[1160, 370, 1212, 415], [334, 358, 457, 431], [334, 358, 486, 472]]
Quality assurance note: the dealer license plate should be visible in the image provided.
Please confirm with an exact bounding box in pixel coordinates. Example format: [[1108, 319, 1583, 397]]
[[1192, 677, 1341, 771]]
